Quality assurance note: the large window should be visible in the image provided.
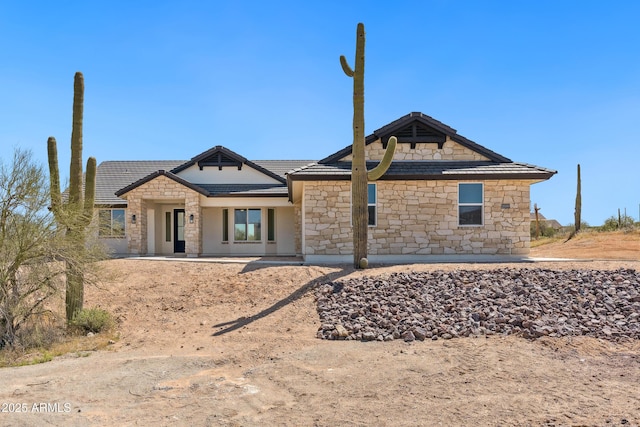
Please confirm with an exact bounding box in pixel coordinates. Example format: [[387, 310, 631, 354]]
[[458, 183, 483, 226], [368, 183, 377, 226], [234, 208, 261, 241], [99, 209, 125, 237]]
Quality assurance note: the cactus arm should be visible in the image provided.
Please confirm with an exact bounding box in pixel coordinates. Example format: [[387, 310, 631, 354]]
[[340, 55, 354, 77], [82, 156, 96, 225], [367, 136, 397, 181], [47, 136, 61, 217], [69, 72, 84, 206]]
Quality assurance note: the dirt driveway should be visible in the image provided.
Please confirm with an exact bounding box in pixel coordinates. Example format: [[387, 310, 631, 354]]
[[1, 251, 639, 426]]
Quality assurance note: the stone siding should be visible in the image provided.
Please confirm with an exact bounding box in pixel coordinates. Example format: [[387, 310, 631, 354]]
[[122, 175, 202, 256], [303, 179, 532, 257], [341, 138, 489, 161]]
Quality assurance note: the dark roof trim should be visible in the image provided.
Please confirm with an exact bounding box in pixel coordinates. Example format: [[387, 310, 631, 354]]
[[170, 145, 286, 184], [209, 193, 287, 198], [287, 161, 557, 182], [95, 203, 128, 208], [288, 172, 555, 181], [115, 171, 291, 199], [115, 170, 210, 197], [319, 112, 512, 164]]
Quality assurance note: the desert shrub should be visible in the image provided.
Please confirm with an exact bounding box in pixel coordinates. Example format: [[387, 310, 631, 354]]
[[565, 221, 590, 234], [600, 215, 635, 231], [530, 221, 558, 238], [15, 313, 64, 350], [70, 308, 114, 333]]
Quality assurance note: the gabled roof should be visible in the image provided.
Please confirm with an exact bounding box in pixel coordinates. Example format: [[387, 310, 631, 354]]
[[114, 170, 210, 198], [319, 112, 512, 164], [114, 171, 291, 199], [171, 145, 287, 184], [96, 160, 184, 205]]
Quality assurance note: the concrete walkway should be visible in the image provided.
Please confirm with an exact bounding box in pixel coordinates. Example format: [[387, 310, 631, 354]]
[[118, 255, 592, 266]]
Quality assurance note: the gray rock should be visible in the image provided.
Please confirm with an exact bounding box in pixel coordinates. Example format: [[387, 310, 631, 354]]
[[314, 268, 640, 343]]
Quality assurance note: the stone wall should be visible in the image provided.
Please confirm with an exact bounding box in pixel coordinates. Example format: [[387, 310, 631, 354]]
[[303, 179, 533, 257], [122, 175, 202, 256], [341, 138, 490, 161]]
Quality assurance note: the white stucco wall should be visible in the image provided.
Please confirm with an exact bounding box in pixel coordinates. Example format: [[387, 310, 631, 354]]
[[175, 164, 281, 184]]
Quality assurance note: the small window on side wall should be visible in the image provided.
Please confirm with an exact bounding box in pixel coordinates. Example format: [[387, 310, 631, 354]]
[[368, 183, 377, 226], [458, 183, 483, 226]]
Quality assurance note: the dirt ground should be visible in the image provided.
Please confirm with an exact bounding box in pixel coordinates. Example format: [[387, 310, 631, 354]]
[[1, 233, 639, 426], [529, 229, 640, 260]]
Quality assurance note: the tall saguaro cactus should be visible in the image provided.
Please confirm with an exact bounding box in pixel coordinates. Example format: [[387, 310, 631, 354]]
[[47, 71, 97, 322], [574, 163, 581, 233], [340, 23, 396, 268]]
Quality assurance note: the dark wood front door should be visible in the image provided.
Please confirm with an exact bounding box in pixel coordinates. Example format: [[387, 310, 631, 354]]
[[173, 209, 185, 253]]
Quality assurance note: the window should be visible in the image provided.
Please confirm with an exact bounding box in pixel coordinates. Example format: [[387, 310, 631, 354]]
[[368, 183, 377, 226], [458, 183, 483, 226], [267, 208, 276, 241], [99, 209, 125, 237], [234, 208, 261, 241], [350, 183, 378, 227], [165, 212, 171, 242], [222, 209, 229, 242]]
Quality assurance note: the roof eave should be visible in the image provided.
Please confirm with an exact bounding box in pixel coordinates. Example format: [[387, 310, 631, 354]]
[[288, 172, 556, 181], [115, 170, 210, 197]]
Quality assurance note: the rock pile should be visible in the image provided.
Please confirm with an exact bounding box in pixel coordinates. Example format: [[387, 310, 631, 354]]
[[315, 268, 640, 342]]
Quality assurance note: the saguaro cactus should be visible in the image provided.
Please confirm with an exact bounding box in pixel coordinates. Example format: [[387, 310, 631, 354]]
[[47, 71, 97, 322], [340, 23, 396, 268], [574, 164, 581, 234]]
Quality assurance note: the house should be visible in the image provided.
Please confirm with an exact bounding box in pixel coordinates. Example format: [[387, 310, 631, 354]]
[[95, 112, 556, 262]]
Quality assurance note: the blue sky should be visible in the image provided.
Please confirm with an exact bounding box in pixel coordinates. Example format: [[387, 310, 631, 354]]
[[2, 1, 639, 226]]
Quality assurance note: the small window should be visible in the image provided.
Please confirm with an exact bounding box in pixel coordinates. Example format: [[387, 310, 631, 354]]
[[458, 183, 483, 226], [368, 183, 376, 226], [267, 208, 275, 241], [222, 209, 229, 242], [234, 208, 261, 241], [98, 209, 125, 237], [165, 212, 171, 242]]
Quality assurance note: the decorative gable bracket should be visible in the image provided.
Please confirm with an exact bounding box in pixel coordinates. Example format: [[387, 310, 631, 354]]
[[380, 122, 446, 150], [197, 152, 243, 171]]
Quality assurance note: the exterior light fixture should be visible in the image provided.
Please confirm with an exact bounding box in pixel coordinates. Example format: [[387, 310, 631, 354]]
[[131, 214, 136, 224], [189, 214, 194, 224]]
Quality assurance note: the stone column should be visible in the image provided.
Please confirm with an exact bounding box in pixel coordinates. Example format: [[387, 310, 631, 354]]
[[126, 198, 146, 255], [185, 193, 201, 257]]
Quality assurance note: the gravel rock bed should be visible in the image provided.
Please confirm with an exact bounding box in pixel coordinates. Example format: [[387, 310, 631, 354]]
[[315, 268, 640, 342]]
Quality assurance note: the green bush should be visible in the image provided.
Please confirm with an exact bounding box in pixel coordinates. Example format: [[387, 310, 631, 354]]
[[530, 221, 557, 238], [70, 308, 114, 333], [600, 214, 635, 231]]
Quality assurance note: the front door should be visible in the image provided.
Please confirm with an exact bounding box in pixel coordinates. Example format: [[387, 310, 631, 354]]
[[173, 209, 185, 253]]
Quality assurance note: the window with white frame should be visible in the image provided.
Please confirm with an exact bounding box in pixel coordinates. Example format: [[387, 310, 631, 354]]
[[458, 183, 483, 226], [98, 208, 125, 237], [368, 183, 377, 226], [234, 208, 261, 241]]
